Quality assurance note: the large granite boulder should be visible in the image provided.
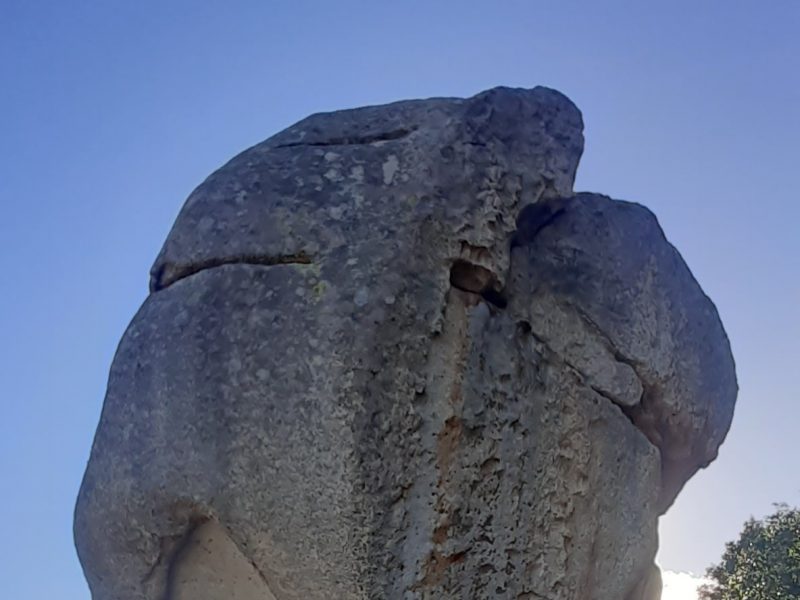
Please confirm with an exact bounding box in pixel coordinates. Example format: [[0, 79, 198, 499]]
[[75, 87, 737, 599]]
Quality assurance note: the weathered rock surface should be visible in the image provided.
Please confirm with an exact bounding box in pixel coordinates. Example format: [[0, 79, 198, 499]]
[[75, 87, 737, 599]]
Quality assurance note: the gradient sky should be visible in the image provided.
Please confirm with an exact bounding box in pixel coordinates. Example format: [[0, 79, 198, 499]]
[[1, 2, 798, 598]]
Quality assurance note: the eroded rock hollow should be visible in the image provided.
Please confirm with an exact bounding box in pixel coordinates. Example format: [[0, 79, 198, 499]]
[[75, 87, 737, 599]]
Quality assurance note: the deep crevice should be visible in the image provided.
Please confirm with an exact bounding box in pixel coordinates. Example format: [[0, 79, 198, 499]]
[[518, 318, 652, 448], [274, 127, 416, 148], [530, 305, 685, 512], [151, 252, 313, 292], [448, 259, 507, 309], [569, 303, 644, 384], [590, 384, 640, 430], [480, 287, 507, 309], [570, 305, 662, 446]]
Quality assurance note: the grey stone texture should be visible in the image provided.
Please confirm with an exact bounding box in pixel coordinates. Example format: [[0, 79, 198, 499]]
[[75, 87, 737, 599]]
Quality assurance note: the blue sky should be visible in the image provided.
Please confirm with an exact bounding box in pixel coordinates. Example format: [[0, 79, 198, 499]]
[[1, 2, 798, 598]]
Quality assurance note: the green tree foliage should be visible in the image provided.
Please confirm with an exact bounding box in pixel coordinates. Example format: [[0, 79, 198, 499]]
[[699, 504, 800, 600]]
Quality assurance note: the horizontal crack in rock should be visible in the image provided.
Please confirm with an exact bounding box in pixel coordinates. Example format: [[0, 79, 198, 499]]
[[274, 127, 416, 148], [151, 252, 313, 292]]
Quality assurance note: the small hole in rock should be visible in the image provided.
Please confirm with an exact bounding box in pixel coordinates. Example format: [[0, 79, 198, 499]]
[[481, 287, 507, 309], [449, 260, 507, 309]]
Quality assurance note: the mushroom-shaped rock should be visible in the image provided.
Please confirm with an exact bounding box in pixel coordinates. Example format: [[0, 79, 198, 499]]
[[75, 87, 736, 600]]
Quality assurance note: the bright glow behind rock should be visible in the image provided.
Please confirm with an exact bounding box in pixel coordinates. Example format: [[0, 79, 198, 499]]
[[661, 570, 710, 600]]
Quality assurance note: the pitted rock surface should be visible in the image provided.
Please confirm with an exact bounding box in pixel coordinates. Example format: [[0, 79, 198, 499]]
[[75, 87, 736, 600]]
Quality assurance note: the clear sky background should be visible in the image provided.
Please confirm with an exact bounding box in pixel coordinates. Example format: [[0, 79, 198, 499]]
[[1, 2, 798, 599]]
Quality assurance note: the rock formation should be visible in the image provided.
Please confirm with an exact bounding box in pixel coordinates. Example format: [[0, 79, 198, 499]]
[[75, 87, 737, 599]]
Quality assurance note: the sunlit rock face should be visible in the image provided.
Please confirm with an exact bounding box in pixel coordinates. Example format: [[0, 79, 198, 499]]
[[74, 87, 737, 600]]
